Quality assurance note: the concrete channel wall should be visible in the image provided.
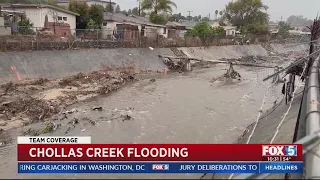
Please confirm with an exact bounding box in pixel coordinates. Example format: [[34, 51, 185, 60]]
[[178, 45, 268, 60], [0, 48, 172, 84], [0, 44, 308, 84], [270, 43, 309, 54]]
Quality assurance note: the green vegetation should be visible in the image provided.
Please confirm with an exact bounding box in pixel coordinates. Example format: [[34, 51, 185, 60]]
[[105, 3, 114, 13], [17, 18, 34, 35], [149, 13, 167, 25], [68, 0, 103, 29], [88, 4, 104, 28], [212, 26, 225, 36], [168, 13, 186, 22], [132, 7, 139, 16], [186, 21, 226, 40], [185, 21, 213, 44], [86, 18, 99, 30], [224, 0, 269, 35], [201, 17, 210, 22], [278, 21, 294, 36], [141, 0, 177, 24], [287, 15, 313, 27], [141, 0, 177, 14]]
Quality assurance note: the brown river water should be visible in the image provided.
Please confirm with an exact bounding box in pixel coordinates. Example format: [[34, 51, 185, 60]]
[[0, 64, 285, 179]]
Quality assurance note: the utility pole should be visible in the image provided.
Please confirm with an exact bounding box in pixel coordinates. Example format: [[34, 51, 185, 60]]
[[187, 10, 192, 21], [138, 0, 141, 16], [109, 0, 112, 13]]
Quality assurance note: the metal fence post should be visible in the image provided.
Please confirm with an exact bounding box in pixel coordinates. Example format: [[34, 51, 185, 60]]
[[36, 27, 39, 51], [96, 29, 99, 47]]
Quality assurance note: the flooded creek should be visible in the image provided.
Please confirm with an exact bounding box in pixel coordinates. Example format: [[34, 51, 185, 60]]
[[0, 64, 284, 179]]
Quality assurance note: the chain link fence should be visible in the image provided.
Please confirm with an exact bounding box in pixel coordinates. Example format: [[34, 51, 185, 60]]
[[0, 25, 309, 51]]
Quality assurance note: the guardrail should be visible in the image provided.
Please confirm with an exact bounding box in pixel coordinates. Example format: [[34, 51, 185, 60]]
[[305, 43, 320, 179], [232, 41, 320, 179]]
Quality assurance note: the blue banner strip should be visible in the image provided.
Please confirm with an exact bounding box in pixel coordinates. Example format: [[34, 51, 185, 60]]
[[18, 162, 303, 174]]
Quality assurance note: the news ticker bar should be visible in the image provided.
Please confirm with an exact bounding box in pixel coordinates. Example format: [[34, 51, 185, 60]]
[[17, 144, 303, 161], [18, 162, 303, 174]]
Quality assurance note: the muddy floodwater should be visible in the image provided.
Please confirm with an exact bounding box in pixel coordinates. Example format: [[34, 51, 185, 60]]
[[0, 64, 284, 179]]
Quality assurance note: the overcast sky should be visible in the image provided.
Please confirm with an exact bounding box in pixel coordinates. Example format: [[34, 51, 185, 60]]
[[114, 0, 320, 22]]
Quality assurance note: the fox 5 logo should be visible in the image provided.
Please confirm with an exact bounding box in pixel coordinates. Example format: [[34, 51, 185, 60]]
[[152, 164, 169, 170], [262, 145, 297, 156]]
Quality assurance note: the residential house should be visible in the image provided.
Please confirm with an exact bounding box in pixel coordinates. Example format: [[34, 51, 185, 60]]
[[289, 30, 311, 36], [2, 4, 79, 36], [211, 21, 236, 36], [57, 0, 116, 9], [223, 26, 236, 36], [293, 26, 305, 31], [165, 21, 186, 38], [102, 13, 167, 41], [210, 20, 220, 28], [268, 22, 279, 34], [0, 16, 11, 35], [0, 9, 25, 35]]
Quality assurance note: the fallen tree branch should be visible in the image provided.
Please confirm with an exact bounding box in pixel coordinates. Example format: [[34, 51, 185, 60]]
[[159, 55, 277, 69]]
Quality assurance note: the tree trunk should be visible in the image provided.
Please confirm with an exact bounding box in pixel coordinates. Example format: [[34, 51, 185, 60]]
[[155, 0, 158, 14]]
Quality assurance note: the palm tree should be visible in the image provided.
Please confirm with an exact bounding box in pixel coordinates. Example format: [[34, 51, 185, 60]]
[[219, 11, 223, 18], [141, 0, 177, 14], [215, 10, 218, 20]]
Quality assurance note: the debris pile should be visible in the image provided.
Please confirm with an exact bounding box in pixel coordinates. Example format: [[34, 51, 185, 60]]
[[0, 66, 137, 131], [211, 63, 241, 82], [224, 63, 241, 79]]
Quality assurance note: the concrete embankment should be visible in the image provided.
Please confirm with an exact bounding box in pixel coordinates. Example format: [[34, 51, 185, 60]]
[[0, 48, 172, 84], [0, 44, 308, 84], [270, 43, 309, 54], [177, 45, 268, 60]]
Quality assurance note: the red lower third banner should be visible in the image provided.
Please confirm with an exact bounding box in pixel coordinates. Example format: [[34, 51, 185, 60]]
[[17, 144, 303, 161]]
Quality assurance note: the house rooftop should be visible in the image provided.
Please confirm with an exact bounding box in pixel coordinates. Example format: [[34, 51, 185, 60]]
[[57, 0, 116, 4], [104, 13, 166, 27], [179, 20, 197, 29], [180, 19, 230, 29], [0, 3, 80, 16], [166, 21, 184, 27], [0, 9, 25, 15], [223, 26, 236, 30]]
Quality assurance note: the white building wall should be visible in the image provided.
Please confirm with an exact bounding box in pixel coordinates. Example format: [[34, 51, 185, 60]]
[[101, 21, 117, 39], [211, 22, 220, 28], [0, 17, 11, 35], [19, 8, 43, 29], [41, 8, 76, 34], [101, 21, 168, 39], [157, 27, 168, 38], [145, 26, 157, 40], [226, 29, 235, 36], [10, 7, 76, 34]]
